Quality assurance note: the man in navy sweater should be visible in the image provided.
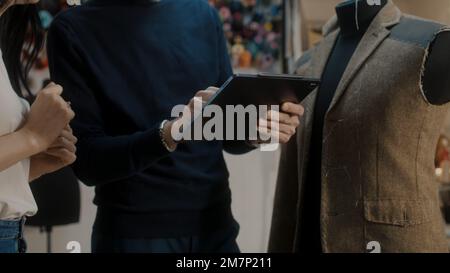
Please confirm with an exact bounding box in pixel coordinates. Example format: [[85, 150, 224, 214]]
[[47, 0, 303, 253]]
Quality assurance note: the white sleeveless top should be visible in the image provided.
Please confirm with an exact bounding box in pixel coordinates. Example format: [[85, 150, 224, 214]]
[[0, 50, 37, 220]]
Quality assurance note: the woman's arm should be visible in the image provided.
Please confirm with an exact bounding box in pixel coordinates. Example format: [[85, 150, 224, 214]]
[[0, 84, 74, 177], [29, 126, 78, 182], [0, 129, 40, 173]]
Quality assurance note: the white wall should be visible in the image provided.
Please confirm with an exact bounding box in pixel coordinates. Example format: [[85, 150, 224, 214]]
[[226, 150, 280, 252], [24, 150, 280, 253]]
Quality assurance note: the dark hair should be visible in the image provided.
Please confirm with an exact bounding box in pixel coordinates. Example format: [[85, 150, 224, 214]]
[[0, 2, 44, 98]]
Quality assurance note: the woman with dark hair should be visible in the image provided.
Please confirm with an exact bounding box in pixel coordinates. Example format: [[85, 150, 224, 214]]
[[0, 0, 77, 253]]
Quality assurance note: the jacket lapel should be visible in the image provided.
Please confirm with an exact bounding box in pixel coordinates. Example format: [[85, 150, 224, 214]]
[[322, 0, 402, 114]]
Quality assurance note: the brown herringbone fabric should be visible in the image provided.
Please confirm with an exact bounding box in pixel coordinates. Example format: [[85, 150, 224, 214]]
[[269, 1, 450, 253]]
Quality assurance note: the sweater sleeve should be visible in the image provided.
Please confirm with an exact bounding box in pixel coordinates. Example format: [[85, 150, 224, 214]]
[[47, 18, 170, 186]]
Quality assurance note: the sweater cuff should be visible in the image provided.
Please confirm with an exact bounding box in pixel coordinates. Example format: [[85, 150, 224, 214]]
[[131, 126, 171, 169]]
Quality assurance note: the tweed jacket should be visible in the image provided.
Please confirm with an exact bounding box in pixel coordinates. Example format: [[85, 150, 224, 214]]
[[269, 1, 450, 253]]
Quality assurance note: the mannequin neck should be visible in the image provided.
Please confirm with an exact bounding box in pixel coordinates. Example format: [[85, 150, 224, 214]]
[[336, 0, 387, 37]]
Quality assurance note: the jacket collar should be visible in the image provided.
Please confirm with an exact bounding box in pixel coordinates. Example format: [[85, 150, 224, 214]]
[[322, 0, 401, 36], [313, 0, 402, 115]]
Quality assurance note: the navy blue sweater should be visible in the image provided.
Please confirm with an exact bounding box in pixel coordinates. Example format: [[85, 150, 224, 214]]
[[47, 0, 250, 237]]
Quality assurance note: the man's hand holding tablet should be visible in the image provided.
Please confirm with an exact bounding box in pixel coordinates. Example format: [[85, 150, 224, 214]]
[[164, 84, 306, 149], [256, 102, 304, 145]]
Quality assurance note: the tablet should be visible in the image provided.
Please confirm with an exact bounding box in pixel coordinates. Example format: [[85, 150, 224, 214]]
[[181, 73, 320, 141], [205, 73, 320, 107]]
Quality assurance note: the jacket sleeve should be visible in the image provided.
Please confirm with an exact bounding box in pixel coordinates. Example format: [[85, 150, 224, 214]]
[[268, 133, 300, 252], [269, 50, 313, 252], [47, 18, 170, 187]]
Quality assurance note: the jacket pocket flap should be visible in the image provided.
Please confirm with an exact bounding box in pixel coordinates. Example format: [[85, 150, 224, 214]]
[[364, 200, 433, 227]]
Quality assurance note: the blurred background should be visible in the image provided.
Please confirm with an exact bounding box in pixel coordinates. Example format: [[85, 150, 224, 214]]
[[21, 0, 450, 253]]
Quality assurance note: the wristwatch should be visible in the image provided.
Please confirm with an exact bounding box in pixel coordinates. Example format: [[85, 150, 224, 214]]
[[159, 120, 176, 152]]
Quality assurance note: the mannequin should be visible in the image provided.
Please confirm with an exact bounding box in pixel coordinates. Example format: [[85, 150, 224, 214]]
[[298, 0, 450, 253], [26, 167, 80, 253], [326, 0, 450, 103], [423, 31, 450, 105], [270, 0, 450, 253], [299, 0, 387, 253]]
